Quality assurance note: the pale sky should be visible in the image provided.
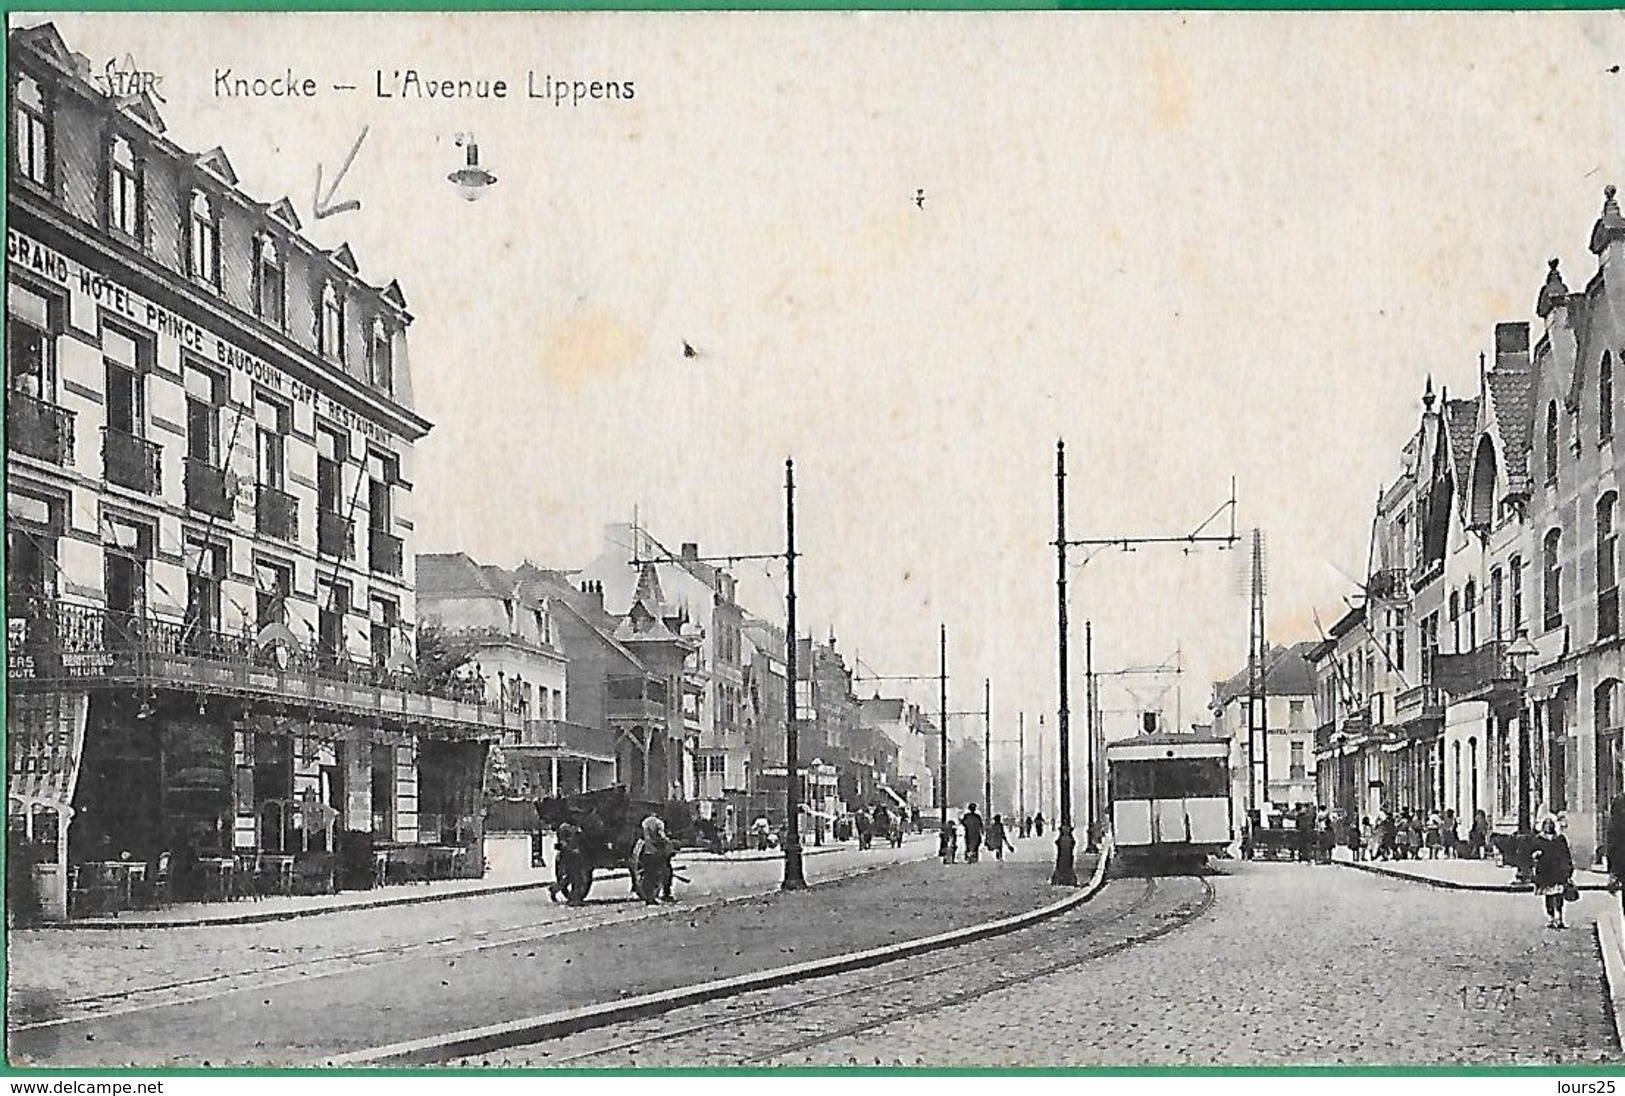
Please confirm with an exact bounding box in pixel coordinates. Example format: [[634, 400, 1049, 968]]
[[27, 10, 1625, 760]]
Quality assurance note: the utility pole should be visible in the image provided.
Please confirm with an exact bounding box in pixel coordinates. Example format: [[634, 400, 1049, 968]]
[[1018, 711, 1026, 822], [1085, 619, 1097, 853], [1053, 440, 1077, 885], [939, 624, 948, 826], [1037, 716, 1045, 817], [983, 678, 992, 815], [782, 458, 805, 890]]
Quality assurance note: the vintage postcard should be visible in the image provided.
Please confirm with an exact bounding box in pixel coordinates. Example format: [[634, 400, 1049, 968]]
[[5, 7, 1625, 1076]]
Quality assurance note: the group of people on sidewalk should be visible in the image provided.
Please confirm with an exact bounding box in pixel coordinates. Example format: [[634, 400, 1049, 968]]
[[1353, 807, 1492, 862], [938, 803, 1028, 864]]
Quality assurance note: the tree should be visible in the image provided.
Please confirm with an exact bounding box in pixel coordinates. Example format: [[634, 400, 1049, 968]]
[[414, 621, 477, 689]]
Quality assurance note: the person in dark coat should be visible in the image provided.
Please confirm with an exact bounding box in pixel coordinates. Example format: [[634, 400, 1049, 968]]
[[1608, 793, 1625, 918], [1294, 805, 1316, 863], [939, 818, 958, 863], [1531, 816, 1576, 929], [1033, 812, 1046, 837], [961, 804, 985, 863], [987, 815, 1015, 861]]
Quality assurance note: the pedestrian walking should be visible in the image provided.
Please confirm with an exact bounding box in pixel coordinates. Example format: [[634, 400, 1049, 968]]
[[1348, 816, 1364, 862], [1294, 804, 1315, 863], [1316, 809, 1335, 864], [1020, 815, 1032, 839], [1608, 792, 1625, 919], [1033, 811, 1046, 837], [1442, 809, 1460, 857], [987, 815, 1015, 861], [939, 818, 959, 864], [1425, 811, 1443, 860], [962, 803, 985, 863], [1532, 816, 1577, 929]]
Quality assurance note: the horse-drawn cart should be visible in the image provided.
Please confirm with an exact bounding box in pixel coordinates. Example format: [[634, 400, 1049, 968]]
[[535, 786, 699, 904]]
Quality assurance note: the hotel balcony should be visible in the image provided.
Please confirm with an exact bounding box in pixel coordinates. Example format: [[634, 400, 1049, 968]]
[[606, 675, 668, 724], [102, 427, 161, 495], [515, 719, 616, 761], [1431, 640, 1520, 707], [318, 509, 355, 560], [1393, 682, 1446, 725], [185, 458, 235, 519], [7, 392, 75, 466], [1367, 568, 1407, 602], [7, 599, 509, 737], [256, 485, 299, 541], [369, 528, 404, 577]]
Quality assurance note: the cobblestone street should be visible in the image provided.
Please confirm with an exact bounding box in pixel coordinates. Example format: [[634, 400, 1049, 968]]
[[478, 861, 1621, 1068]]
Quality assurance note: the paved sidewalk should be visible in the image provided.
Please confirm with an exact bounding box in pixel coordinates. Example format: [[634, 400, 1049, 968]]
[[42, 838, 886, 929], [1329, 847, 1612, 891], [13, 841, 1095, 1067]]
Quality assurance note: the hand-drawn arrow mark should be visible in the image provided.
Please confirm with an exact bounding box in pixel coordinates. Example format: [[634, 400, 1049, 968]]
[[313, 125, 369, 220]]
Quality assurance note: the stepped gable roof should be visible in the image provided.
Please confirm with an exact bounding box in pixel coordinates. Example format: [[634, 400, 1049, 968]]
[[860, 697, 906, 721]]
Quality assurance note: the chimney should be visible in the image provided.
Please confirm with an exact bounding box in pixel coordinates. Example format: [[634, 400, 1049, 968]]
[[680, 542, 699, 562], [1494, 321, 1530, 370]]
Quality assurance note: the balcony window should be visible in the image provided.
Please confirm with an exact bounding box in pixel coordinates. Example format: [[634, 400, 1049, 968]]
[[9, 285, 56, 399], [318, 580, 350, 664], [108, 135, 141, 241], [183, 539, 226, 644], [185, 366, 232, 517], [1448, 590, 1461, 652], [101, 514, 152, 620], [188, 191, 218, 287], [13, 74, 49, 188], [1289, 741, 1306, 781], [1543, 529, 1563, 633], [370, 318, 392, 393], [255, 399, 297, 540], [1464, 579, 1477, 651], [1601, 493, 1620, 640], [255, 559, 291, 630], [369, 596, 398, 665], [6, 494, 60, 608], [1510, 555, 1524, 633], [320, 282, 344, 363], [1489, 568, 1504, 642], [253, 235, 285, 328]]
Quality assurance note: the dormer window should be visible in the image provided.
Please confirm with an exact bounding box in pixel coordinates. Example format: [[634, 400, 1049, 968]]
[[108, 135, 141, 240], [369, 317, 393, 393], [253, 235, 285, 328], [13, 74, 49, 188], [320, 282, 345, 363], [188, 190, 218, 287]]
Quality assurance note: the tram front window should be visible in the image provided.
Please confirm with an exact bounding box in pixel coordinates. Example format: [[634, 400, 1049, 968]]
[[1111, 758, 1227, 800]]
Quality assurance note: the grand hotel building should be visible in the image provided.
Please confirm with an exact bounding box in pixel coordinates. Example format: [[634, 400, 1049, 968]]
[[5, 23, 507, 916]]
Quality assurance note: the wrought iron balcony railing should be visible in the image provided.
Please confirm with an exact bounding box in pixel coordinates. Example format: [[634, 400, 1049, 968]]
[[1431, 640, 1518, 702], [7, 599, 504, 734], [318, 510, 355, 560], [102, 427, 161, 495], [7, 392, 74, 465], [517, 719, 616, 759], [369, 528, 404, 577], [1394, 682, 1447, 723], [185, 458, 235, 519], [255, 484, 299, 541]]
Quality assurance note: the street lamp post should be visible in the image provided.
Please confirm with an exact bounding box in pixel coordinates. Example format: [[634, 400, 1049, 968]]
[[782, 458, 806, 890], [940, 625, 948, 827], [983, 678, 992, 816], [1507, 629, 1539, 886], [1053, 441, 1077, 885]]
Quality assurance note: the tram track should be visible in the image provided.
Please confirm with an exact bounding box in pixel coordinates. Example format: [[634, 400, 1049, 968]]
[[13, 853, 927, 1033], [473, 871, 1217, 1068]]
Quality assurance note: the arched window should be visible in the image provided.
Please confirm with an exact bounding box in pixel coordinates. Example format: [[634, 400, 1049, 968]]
[[1604, 353, 1616, 442], [254, 235, 284, 327], [1601, 492, 1620, 639], [1490, 567, 1504, 641], [1547, 402, 1561, 483], [1464, 579, 1478, 651], [320, 283, 344, 362], [13, 74, 48, 186], [188, 191, 217, 286], [108, 135, 140, 238], [1544, 528, 1564, 633]]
